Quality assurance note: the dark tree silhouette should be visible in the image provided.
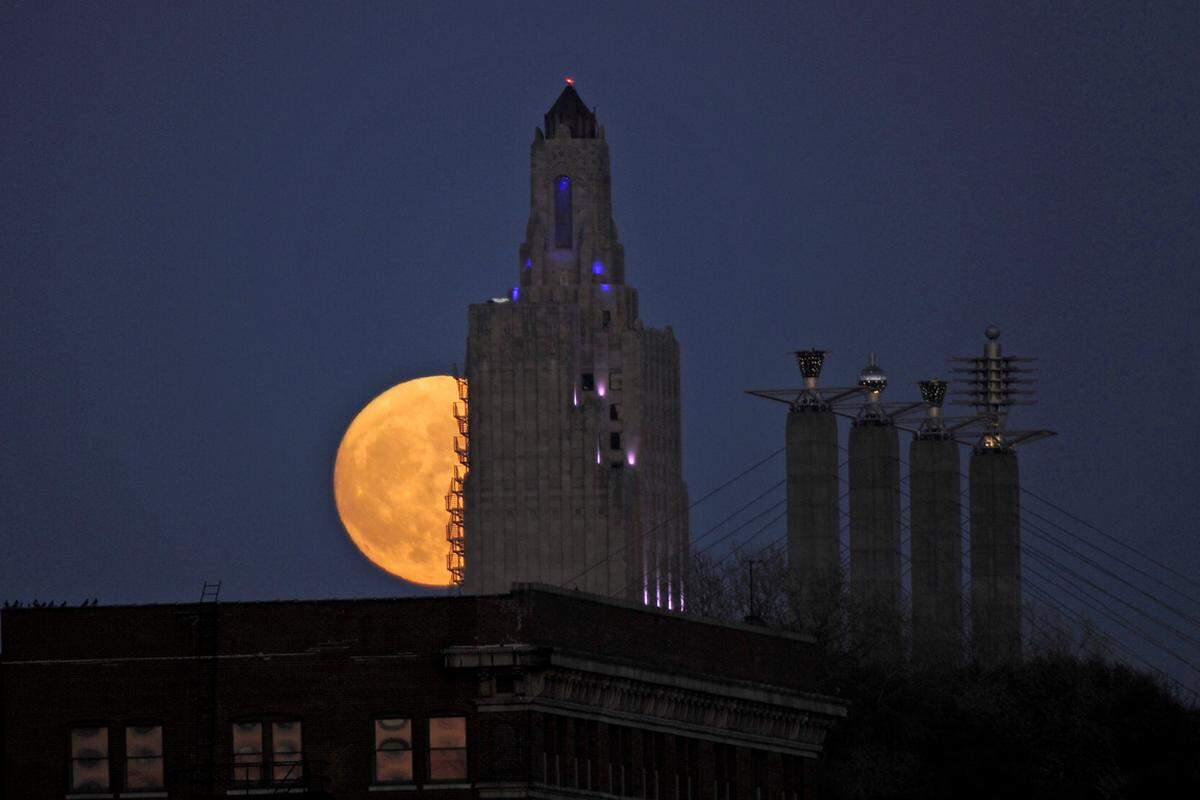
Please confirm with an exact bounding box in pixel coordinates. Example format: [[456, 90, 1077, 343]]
[[687, 546, 1200, 798]]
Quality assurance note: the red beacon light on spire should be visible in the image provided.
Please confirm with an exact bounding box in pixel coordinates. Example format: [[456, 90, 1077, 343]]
[[564, 76, 575, 86]]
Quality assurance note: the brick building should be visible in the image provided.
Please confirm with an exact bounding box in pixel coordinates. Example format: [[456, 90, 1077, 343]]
[[1, 585, 846, 798]]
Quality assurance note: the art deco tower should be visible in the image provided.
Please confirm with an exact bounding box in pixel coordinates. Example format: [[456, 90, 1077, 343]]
[[462, 84, 688, 606]]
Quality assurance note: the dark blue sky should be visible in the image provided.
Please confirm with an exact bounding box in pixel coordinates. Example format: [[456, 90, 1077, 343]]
[[3, 1, 1197, 683]]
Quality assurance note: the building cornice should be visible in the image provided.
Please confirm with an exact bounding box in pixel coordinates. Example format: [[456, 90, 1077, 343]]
[[444, 644, 845, 757]]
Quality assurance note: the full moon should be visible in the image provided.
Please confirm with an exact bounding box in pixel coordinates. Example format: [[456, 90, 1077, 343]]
[[333, 375, 460, 586]]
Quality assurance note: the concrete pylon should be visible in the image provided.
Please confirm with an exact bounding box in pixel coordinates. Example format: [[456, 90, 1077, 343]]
[[786, 407, 841, 637], [969, 447, 1021, 665], [909, 436, 963, 666], [848, 421, 902, 660]]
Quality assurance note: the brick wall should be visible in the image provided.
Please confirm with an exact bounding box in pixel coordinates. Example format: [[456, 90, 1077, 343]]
[[2, 587, 840, 798]]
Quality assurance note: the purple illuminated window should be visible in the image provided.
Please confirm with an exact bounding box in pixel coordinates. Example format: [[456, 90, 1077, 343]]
[[600, 283, 612, 293], [592, 261, 604, 275], [511, 286, 519, 302], [524, 258, 532, 270], [554, 176, 572, 248]]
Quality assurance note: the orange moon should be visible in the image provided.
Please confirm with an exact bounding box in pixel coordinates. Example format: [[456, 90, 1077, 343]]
[[333, 375, 459, 586]]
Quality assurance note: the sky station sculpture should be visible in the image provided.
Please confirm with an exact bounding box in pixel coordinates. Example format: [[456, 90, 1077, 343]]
[[748, 328, 1053, 665]]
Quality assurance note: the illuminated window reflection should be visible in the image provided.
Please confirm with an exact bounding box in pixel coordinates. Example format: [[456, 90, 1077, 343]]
[[125, 724, 164, 789], [428, 716, 467, 781], [374, 718, 413, 784], [232, 720, 302, 785], [272, 721, 303, 782], [70, 727, 109, 792], [232, 722, 263, 783]]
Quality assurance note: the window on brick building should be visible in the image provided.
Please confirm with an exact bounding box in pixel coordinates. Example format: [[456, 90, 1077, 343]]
[[573, 717, 592, 790], [609, 370, 622, 391], [272, 721, 303, 782], [607, 725, 629, 796], [712, 743, 735, 800], [70, 726, 109, 792], [374, 718, 413, 784], [428, 716, 467, 781], [610, 404, 619, 421], [751, 748, 766, 800], [602, 310, 611, 329], [543, 715, 560, 785], [554, 175, 573, 248], [124, 724, 164, 790], [686, 738, 699, 800], [610, 432, 621, 450], [232, 720, 302, 785], [581, 373, 595, 391], [232, 722, 264, 783]]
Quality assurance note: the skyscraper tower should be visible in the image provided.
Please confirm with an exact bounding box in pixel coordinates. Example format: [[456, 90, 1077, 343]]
[[462, 83, 688, 606]]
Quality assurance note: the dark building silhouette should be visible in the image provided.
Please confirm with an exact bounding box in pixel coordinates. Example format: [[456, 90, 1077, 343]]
[[1, 585, 846, 798]]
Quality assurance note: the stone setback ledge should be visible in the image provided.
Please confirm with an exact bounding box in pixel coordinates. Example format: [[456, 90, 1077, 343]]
[[508, 582, 818, 644]]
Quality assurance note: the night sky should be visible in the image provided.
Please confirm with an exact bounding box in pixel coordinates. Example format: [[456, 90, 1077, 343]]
[[3, 2, 1197, 685]]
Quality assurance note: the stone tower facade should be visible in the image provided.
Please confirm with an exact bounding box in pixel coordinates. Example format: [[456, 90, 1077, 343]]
[[462, 85, 688, 606]]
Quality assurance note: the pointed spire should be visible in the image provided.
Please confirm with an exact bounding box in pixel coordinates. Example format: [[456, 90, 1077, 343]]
[[544, 81, 598, 139]]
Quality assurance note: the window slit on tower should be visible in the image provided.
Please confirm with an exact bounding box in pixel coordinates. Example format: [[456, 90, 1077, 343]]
[[554, 175, 573, 249]]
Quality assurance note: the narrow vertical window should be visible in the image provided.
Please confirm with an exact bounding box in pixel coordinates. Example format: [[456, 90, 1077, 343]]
[[554, 175, 573, 248], [232, 722, 263, 783], [125, 725, 164, 790], [374, 718, 413, 784], [70, 727, 109, 792], [428, 716, 467, 781], [272, 721, 303, 782]]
